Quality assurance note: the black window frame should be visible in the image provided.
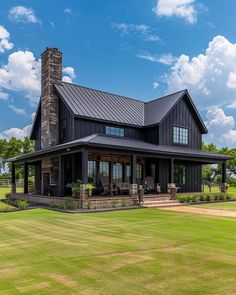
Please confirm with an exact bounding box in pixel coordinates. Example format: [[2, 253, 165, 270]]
[[173, 126, 189, 145], [105, 126, 125, 137]]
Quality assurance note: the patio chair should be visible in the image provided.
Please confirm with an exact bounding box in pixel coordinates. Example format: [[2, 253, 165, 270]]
[[117, 182, 130, 195], [144, 176, 156, 194], [99, 176, 117, 195]]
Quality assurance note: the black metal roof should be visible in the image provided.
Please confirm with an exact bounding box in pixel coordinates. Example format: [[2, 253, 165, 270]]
[[9, 134, 231, 163], [54, 83, 207, 132]]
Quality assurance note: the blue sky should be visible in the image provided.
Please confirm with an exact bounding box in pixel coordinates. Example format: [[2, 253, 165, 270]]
[[1, 0, 236, 147]]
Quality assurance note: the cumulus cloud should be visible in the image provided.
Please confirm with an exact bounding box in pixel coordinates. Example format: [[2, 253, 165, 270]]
[[154, 0, 197, 23], [0, 25, 14, 53], [0, 125, 32, 140], [9, 6, 40, 24], [8, 105, 28, 117], [137, 53, 176, 65], [62, 66, 76, 83], [0, 50, 41, 106], [204, 106, 236, 147], [111, 23, 160, 42], [164, 35, 236, 109], [0, 91, 9, 100]]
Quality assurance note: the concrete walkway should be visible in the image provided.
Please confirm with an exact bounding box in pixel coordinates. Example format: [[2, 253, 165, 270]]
[[160, 205, 236, 218]]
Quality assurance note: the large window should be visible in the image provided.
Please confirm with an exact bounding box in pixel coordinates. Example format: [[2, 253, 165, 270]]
[[173, 126, 188, 145], [174, 165, 186, 185], [88, 161, 96, 183], [112, 163, 123, 183], [125, 164, 131, 183], [99, 161, 109, 176], [105, 126, 124, 137], [136, 164, 143, 185]]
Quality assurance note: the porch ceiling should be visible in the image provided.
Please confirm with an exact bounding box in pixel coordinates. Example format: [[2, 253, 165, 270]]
[[8, 134, 232, 164]]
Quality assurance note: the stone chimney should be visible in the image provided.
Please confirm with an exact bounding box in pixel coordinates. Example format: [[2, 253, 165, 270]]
[[41, 47, 62, 148]]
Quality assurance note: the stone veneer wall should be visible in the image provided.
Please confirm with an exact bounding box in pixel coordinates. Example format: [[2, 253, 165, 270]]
[[40, 48, 62, 194]]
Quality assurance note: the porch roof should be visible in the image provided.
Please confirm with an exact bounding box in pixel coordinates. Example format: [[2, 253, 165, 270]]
[[9, 134, 232, 164]]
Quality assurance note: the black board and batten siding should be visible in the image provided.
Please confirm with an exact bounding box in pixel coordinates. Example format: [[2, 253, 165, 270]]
[[74, 118, 144, 140], [159, 96, 202, 149], [59, 99, 74, 144]]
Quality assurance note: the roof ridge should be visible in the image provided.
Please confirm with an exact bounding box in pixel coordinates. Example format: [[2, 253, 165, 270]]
[[145, 89, 186, 104], [58, 81, 145, 104]]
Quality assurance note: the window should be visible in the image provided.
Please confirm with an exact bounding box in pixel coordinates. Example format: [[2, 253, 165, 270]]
[[105, 126, 124, 137], [112, 163, 123, 183], [88, 161, 96, 183], [125, 164, 131, 183], [173, 126, 188, 144], [174, 165, 186, 185], [99, 161, 109, 176], [136, 164, 143, 185]]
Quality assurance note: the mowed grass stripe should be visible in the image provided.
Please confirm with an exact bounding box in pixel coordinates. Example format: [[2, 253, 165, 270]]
[[1, 209, 236, 294]]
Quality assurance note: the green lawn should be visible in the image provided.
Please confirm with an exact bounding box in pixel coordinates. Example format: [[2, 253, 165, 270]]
[[0, 186, 10, 199], [1, 209, 236, 294], [194, 201, 236, 211]]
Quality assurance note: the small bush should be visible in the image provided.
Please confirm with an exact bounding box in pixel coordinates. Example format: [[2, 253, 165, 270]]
[[121, 198, 127, 207], [112, 200, 118, 208], [57, 201, 68, 210], [205, 194, 212, 202], [226, 194, 231, 200], [5, 193, 11, 199], [87, 200, 92, 209], [177, 195, 186, 203], [16, 200, 29, 210], [73, 202, 79, 210], [199, 195, 205, 202], [219, 194, 225, 200], [191, 195, 197, 202], [214, 194, 219, 201]]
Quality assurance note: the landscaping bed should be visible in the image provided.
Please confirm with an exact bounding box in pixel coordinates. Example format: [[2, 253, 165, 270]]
[[177, 192, 235, 205]]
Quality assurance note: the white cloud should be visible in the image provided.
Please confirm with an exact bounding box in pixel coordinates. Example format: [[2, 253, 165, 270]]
[[9, 6, 40, 24], [0, 91, 9, 100], [62, 66, 76, 83], [153, 81, 159, 89], [154, 0, 197, 23], [0, 50, 41, 106], [0, 125, 31, 140], [204, 106, 236, 147], [8, 105, 28, 117], [64, 8, 72, 14], [164, 35, 236, 109], [137, 53, 176, 65], [111, 23, 160, 42], [0, 25, 14, 53]]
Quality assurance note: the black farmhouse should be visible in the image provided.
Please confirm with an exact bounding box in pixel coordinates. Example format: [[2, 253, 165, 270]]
[[10, 48, 231, 199]]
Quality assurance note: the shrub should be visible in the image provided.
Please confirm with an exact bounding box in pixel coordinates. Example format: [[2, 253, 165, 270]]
[[5, 192, 11, 199], [16, 200, 29, 210], [177, 195, 186, 203], [205, 194, 212, 202], [73, 202, 79, 210], [214, 194, 219, 201], [199, 194, 205, 202], [226, 194, 231, 200], [191, 195, 197, 202], [121, 198, 127, 207], [112, 200, 118, 208], [219, 194, 225, 200], [87, 200, 92, 209], [57, 201, 68, 210]]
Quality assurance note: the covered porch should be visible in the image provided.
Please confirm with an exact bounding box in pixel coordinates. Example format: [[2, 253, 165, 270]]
[[10, 146, 229, 199]]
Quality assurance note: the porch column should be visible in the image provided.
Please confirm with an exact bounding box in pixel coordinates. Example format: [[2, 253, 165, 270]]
[[131, 155, 136, 184], [58, 155, 64, 197], [24, 162, 28, 194], [11, 163, 16, 194], [81, 150, 88, 184], [222, 162, 226, 183], [170, 158, 174, 183]]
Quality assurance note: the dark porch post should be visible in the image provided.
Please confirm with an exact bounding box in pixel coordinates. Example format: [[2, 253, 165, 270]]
[[81, 150, 88, 184], [11, 163, 16, 194], [58, 155, 64, 197], [24, 162, 28, 194], [170, 158, 174, 183], [222, 162, 226, 183], [131, 155, 136, 184]]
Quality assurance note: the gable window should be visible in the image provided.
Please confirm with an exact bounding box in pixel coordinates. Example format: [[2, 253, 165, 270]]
[[174, 165, 186, 185], [105, 126, 124, 137], [173, 126, 188, 145]]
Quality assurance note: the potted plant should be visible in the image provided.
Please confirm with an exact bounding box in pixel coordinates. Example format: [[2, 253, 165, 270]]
[[86, 183, 95, 197], [66, 179, 82, 198]]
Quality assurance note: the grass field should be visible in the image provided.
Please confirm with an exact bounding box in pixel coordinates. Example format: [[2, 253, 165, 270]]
[[0, 186, 10, 199], [203, 185, 236, 196], [194, 201, 236, 211], [1, 208, 236, 294]]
